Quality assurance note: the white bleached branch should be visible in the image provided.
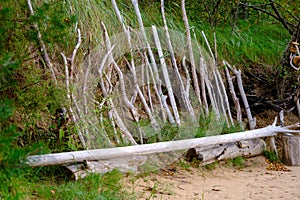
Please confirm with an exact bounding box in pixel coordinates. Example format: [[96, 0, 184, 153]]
[[27, 122, 300, 167]]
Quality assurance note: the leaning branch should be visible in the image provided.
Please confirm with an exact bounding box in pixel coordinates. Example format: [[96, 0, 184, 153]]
[[269, 0, 293, 35], [70, 29, 82, 81], [152, 25, 181, 125], [224, 61, 256, 129], [181, 0, 202, 106], [27, 0, 57, 83]]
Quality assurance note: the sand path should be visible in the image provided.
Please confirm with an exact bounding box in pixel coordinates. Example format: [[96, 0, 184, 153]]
[[126, 156, 300, 200]]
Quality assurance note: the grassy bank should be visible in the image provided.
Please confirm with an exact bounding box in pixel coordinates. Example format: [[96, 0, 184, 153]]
[[0, 0, 292, 199]]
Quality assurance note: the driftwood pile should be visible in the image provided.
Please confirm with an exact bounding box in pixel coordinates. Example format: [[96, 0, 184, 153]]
[[70, 0, 259, 149], [26, 0, 300, 180], [26, 121, 300, 180]]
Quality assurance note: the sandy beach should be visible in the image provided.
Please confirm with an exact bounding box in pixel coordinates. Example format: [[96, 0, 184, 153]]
[[126, 156, 300, 200]]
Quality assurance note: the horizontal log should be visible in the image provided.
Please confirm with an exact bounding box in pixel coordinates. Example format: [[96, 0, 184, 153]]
[[65, 155, 147, 180], [186, 139, 265, 165], [26, 124, 299, 167]]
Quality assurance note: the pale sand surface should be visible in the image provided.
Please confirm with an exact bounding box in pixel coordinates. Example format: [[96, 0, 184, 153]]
[[125, 156, 300, 200]]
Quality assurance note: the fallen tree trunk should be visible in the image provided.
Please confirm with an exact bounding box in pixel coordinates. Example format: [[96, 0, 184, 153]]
[[65, 155, 147, 180], [186, 138, 265, 165], [26, 122, 299, 167]]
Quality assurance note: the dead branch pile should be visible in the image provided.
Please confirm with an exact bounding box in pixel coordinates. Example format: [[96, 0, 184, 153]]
[[25, 0, 300, 179], [65, 0, 263, 149]]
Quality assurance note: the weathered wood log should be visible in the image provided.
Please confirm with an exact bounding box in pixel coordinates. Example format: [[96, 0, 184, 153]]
[[186, 139, 265, 165], [296, 98, 300, 119], [282, 133, 300, 166], [65, 156, 147, 180], [26, 123, 299, 167]]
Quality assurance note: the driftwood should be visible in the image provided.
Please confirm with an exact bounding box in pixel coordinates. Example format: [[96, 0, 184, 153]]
[[161, 0, 195, 120], [186, 139, 265, 165], [282, 133, 300, 166], [65, 156, 147, 180], [265, 136, 278, 157], [111, 14, 160, 131], [216, 69, 234, 126], [198, 58, 209, 115], [296, 97, 300, 119], [152, 25, 181, 125], [26, 121, 300, 167], [28, 0, 88, 148], [26, 1, 300, 178], [181, 0, 201, 106], [224, 61, 256, 129], [132, 0, 176, 125], [224, 62, 243, 128]]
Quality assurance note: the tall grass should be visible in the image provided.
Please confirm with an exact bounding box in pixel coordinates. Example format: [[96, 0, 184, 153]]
[[66, 0, 289, 67], [1, 166, 132, 199], [47, 0, 290, 75], [191, 21, 289, 66]]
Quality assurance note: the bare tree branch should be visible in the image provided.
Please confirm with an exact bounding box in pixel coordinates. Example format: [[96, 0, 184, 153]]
[[27, 0, 57, 83], [239, 2, 294, 34], [181, 0, 202, 106], [152, 25, 181, 125], [269, 0, 293, 35]]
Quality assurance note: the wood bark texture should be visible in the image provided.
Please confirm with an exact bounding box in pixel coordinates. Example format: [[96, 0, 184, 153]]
[[186, 139, 265, 165], [282, 133, 300, 166], [27, 124, 299, 167], [65, 156, 147, 180]]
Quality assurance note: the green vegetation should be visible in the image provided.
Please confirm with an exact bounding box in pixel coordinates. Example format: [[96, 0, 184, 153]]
[[226, 156, 246, 169], [1, 166, 131, 199], [263, 150, 280, 163], [177, 159, 192, 170], [0, 0, 298, 199], [195, 111, 244, 138], [203, 161, 219, 171], [33, 170, 131, 200]]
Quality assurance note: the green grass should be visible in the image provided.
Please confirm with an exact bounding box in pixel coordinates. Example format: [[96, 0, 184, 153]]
[[1, 168, 132, 200], [263, 150, 279, 163], [203, 161, 219, 171], [69, 0, 289, 68], [226, 156, 245, 169], [191, 20, 289, 66]]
